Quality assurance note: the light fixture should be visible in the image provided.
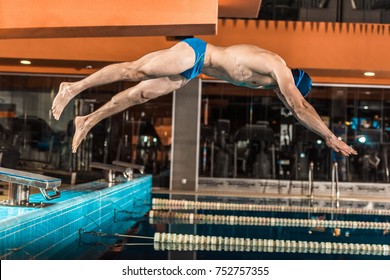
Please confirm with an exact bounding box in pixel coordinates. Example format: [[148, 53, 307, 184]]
[[358, 136, 367, 143], [20, 60, 31, 65], [364, 72, 375, 77]]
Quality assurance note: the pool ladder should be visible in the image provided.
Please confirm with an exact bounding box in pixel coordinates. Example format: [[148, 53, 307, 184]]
[[308, 161, 340, 207]]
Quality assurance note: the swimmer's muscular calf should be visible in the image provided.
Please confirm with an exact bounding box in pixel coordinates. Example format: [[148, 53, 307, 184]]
[[52, 40, 357, 156]]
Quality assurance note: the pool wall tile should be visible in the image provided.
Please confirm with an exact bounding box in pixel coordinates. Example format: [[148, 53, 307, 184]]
[[0, 175, 152, 259]]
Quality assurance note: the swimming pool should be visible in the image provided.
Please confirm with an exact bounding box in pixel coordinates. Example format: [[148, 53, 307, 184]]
[[77, 194, 390, 260], [2, 177, 389, 261]]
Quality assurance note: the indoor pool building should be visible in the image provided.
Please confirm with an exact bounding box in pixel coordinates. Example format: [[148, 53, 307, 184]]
[[1, 0, 390, 262]]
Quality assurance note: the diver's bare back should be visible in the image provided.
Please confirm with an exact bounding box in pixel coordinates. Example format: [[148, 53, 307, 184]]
[[202, 43, 282, 88]]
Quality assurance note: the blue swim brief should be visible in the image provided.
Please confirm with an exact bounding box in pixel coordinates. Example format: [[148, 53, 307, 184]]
[[180, 38, 207, 79]]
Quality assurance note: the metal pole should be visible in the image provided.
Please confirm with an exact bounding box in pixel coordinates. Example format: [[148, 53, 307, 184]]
[[271, 144, 276, 179], [210, 141, 214, 177], [233, 143, 237, 178], [309, 161, 314, 200], [331, 162, 335, 198], [8, 183, 30, 206], [335, 162, 340, 204], [331, 161, 340, 208]]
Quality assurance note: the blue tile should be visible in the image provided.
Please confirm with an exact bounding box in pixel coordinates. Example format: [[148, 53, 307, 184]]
[[0, 176, 152, 259]]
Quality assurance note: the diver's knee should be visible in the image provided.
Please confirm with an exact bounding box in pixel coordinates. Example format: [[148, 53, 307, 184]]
[[111, 94, 122, 105], [119, 62, 146, 81], [126, 90, 149, 105], [138, 91, 150, 103]]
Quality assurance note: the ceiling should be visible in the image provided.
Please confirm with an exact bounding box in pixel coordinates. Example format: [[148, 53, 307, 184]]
[[0, 0, 389, 86], [0, 0, 262, 75], [219, 0, 262, 18]]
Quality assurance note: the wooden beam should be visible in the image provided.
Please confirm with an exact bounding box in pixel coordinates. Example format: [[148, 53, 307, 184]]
[[219, 0, 262, 18], [1, 19, 390, 85], [0, 0, 217, 38]]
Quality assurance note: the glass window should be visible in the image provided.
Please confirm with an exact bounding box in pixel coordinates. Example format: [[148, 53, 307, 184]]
[[199, 81, 390, 183]]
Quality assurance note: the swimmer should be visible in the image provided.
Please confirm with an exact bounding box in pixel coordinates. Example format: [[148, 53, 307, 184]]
[[51, 38, 357, 156]]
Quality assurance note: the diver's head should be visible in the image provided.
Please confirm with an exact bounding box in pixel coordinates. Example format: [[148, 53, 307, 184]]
[[291, 68, 312, 97]]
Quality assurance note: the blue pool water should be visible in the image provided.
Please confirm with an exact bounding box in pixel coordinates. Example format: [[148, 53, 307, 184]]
[[74, 194, 390, 260], [0, 176, 152, 260], [2, 187, 390, 260]]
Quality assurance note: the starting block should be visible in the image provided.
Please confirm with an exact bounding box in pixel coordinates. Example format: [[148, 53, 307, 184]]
[[90, 162, 131, 183], [112, 161, 145, 175], [0, 167, 61, 206]]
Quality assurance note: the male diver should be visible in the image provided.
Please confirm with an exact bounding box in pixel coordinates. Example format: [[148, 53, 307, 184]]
[[51, 38, 357, 156]]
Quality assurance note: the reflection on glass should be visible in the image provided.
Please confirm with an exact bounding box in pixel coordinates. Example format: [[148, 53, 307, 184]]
[[200, 82, 389, 183]]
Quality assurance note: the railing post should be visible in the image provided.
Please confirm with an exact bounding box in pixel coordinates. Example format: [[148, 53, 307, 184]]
[[331, 162, 339, 208], [308, 161, 314, 201]]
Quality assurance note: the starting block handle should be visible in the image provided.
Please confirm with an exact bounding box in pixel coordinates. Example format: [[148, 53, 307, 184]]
[[39, 187, 61, 200]]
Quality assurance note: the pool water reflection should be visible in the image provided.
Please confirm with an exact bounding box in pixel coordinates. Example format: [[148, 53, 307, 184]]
[[85, 194, 390, 260]]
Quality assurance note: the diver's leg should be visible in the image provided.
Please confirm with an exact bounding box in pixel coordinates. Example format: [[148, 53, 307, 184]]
[[72, 76, 187, 153], [52, 41, 195, 120]]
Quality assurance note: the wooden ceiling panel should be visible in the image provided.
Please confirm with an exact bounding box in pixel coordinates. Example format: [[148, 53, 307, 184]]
[[219, 0, 262, 18], [1, 1, 389, 86], [0, 0, 218, 39]]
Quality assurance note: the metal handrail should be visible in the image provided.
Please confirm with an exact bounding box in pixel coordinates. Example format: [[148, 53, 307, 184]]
[[331, 162, 340, 207], [308, 161, 314, 200]]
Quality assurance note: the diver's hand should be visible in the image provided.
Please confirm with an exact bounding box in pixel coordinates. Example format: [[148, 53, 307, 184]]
[[325, 135, 358, 157]]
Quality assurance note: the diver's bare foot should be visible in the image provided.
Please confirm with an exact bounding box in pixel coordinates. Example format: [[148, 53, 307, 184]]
[[52, 82, 76, 120], [72, 116, 91, 153]]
